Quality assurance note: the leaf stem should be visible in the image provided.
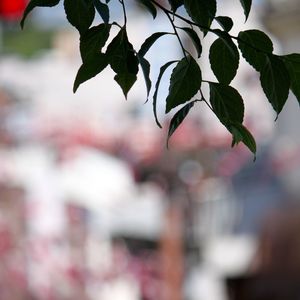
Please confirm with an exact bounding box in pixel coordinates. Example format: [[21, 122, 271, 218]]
[[119, 0, 127, 26], [150, 0, 211, 33], [149, 0, 278, 59], [199, 89, 214, 112], [165, 11, 187, 58]]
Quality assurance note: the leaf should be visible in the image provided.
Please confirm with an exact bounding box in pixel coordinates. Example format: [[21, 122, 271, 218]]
[[107, 28, 139, 75], [239, 0, 252, 21], [209, 36, 239, 85], [178, 27, 202, 58], [93, 0, 109, 24], [138, 32, 170, 57], [215, 16, 234, 32], [209, 83, 244, 125], [166, 55, 202, 113], [137, 54, 152, 101], [238, 29, 273, 71], [107, 28, 139, 98], [114, 73, 137, 98], [283, 54, 300, 105], [167, 101, 195, 146], [21, 0, 60, 28], [168, 0, 184, 12], [229, 122, 256, 156], [153, 60, 178, 127], [80, 24, 111, 62], [260, 55, 290, 116], [73, 54, 108, 92], [137, 0, 157, 19], [184, 0, 217, 34], [64, 0, 95, 34]]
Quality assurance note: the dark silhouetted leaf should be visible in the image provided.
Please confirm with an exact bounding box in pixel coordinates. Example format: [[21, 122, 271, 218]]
[[167, 101, 195, 146], [178, 27, 202, 58], [64, 0, 95, 34], [107, 28, 139, 74], [209, 36, 239, 85], [238, 29, 273, 71], [138, 32, 171, 57], [239, 0, 252, 21], [184, 0, 216, 34], [283, 54, 300, 105], [93, 0, 109, 23], [137, 54, 152, 101], [260, 55, 290, 116], [209, 83, 244, 124], [107, 28, 139, 97], [215, 16, 234, 32], [80, 24, 111, 62], [21, 0, 60, 28], [114, 73, 137, 98], [153, 60, 178, 127], [73, 54, 108, 92], [168, 0, 184, 12], [229, 122, 256, 155], [137, 0, 157, 19], [166, 55, 202, 113]]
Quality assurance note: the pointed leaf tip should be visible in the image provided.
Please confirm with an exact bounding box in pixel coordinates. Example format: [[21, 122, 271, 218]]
[[20, 0, 60, 28], [167, 101, 195, 147], [153, 60, 178, 128], [260, 55, 290, 115], [239, 0, 252, 21], [73, 54, 108, 92], [229, 122, 257, 156]]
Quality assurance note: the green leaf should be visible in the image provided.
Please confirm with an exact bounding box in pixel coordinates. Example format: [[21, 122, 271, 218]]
[[153, 60, 178, 127], [166, 55, 202, 113], [64, 0, 95, 34], [107, 28, 139, 74], [184, 0, 217, 34], [209, 36, 239, 85], [178, 27, 202, 58], [238, 29, 273, 71], [168, 0, 184, 12], [209, 83, 244, 124], [80, 24, 111, 62], [239, 0, 252, 21], [21, 0, 60, 28], [167, 101, 195, 146], [138, 32, 171, 57], [114, 73, 137, 98], [283, 54, 300, 105], [229, 122, 256, 155], [137, 0, 157, 19], [215, 16, 234, 32], [137, 54, 152, 101], [107, 28, 139, 98], [260, 55, 290, 116], [93, 0, 109, 24], [73, 54, 108, 92]]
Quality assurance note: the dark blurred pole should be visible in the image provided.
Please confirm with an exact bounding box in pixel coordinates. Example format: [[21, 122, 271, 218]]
[[0, 185, 28, 300], [65, 203, 89, 300], [160, 196, 184, 300]]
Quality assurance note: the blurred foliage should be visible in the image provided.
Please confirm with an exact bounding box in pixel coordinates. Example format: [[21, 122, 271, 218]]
[[2, 25, 54, 58]]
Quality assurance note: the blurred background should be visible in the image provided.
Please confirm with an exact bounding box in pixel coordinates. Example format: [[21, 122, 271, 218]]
[[0, 0, 300, 299]]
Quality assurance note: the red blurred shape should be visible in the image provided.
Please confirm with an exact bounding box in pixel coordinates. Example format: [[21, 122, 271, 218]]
[[0, 0, 27, 21]]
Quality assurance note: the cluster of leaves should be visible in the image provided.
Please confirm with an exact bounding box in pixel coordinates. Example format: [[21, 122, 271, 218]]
[[21, 0, 300, 157]]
